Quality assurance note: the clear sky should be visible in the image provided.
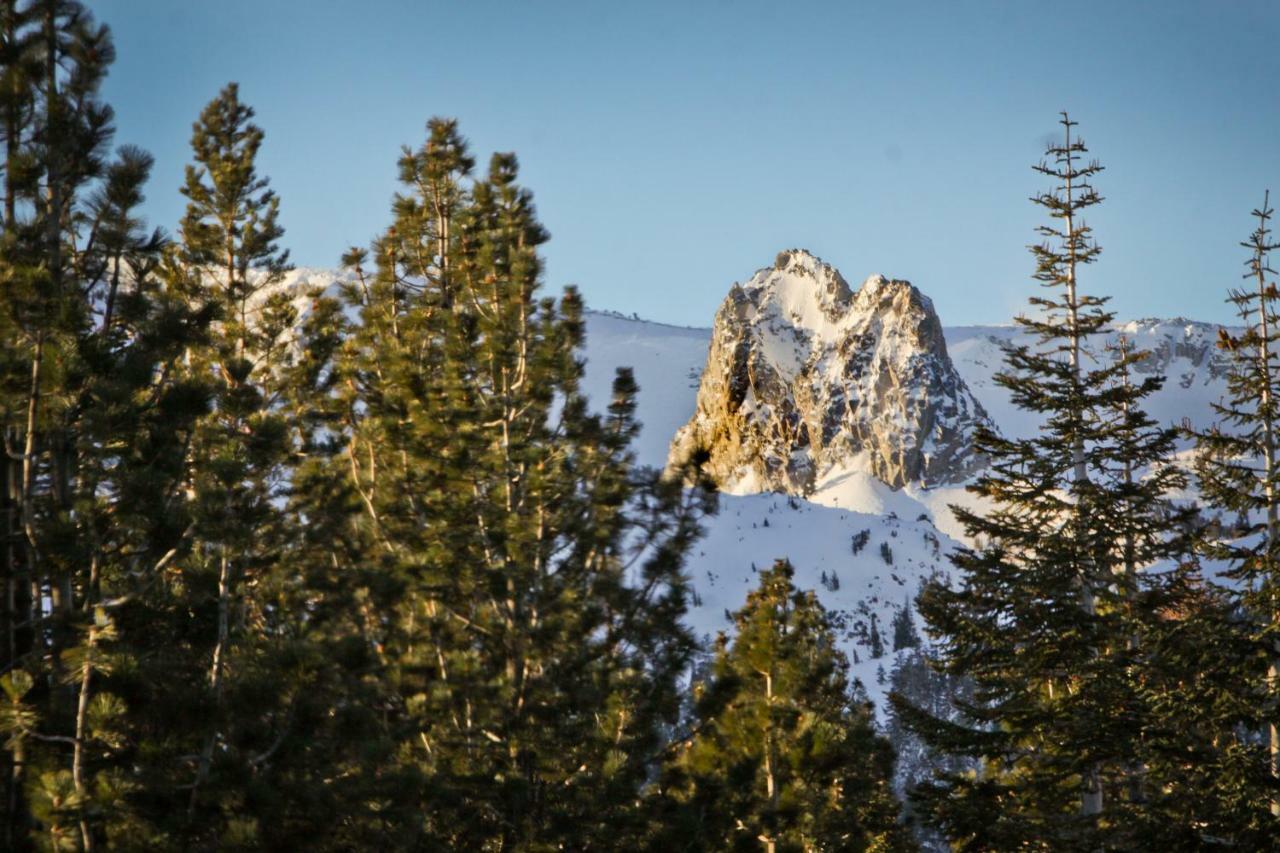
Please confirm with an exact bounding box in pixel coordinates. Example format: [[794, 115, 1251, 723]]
[[92, 0, 1279, 328]]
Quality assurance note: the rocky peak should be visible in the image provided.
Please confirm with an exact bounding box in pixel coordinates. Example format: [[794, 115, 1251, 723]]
[[668, 249, 990, 492]]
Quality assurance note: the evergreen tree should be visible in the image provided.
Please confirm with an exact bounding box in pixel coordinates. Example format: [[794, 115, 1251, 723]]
[[114, 81, 302, 847], [891, 603, 919, 653], [893, 114, 1203, 848], [1189, 191, 1280, 831], [868, 613, 884, 660], [655, 560, 911, 852], [330, 120, 715, 848], [884, 649, 975, 850], [0, 3, 217, 848], [0, 0, 37, 228]]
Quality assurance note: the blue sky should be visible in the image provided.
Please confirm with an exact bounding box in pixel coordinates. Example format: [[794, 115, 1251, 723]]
[[93, 0, 1278, 327]]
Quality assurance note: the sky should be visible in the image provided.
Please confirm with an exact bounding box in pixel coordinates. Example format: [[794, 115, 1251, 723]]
[[92, 0, 1280, 328]]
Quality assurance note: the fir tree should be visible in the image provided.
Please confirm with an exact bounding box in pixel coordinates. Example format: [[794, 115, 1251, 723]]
[[891, 603, 920, 652], [1190, 191, 1280, 832], [868, 613, 884, 660], [894, 114, 1204, 848], [656, 560, 912, 852], [122, 81, 301, 846]]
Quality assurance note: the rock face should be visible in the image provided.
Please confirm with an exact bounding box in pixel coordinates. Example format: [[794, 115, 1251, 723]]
[[1114, 319, 1233, 386], [668, 249, 991, 493]]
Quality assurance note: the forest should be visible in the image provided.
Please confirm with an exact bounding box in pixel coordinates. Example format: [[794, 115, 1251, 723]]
[[0, 2, 1278, 851]]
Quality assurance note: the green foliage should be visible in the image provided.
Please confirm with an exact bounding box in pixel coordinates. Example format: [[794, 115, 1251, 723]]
[[868, 613, 884, 660], [0, 2, 220, 848], [656, 560, 912, 852], [1185, 191, 1280, 840], [895, 114, 1249, 849], [0, 1, 1272, 846], [890, 604, 919, 653], [319, 119, 717, 849]]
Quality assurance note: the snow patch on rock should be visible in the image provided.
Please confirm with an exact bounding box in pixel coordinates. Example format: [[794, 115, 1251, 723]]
[[668, 249, 992, 493]]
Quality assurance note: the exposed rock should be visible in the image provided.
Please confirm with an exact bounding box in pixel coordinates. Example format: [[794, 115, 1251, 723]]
[[1113, 318, 1233, 385], [668, 249, 990, 493]]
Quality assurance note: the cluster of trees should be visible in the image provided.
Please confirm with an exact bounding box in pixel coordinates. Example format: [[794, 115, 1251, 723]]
[[0, 3, 911, 850], [893, 114, 1280, 849], [3, 4, 1278, 851]]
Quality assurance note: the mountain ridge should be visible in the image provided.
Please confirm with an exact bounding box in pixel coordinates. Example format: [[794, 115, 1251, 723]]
[[667, 249, 992, 493]]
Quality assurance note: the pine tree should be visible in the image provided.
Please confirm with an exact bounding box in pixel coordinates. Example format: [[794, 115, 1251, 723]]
[[655, 560, 912, 852], [0, 0, 37, 228], [893, 114, 1202, 848], [118, 81, 301, 846], [0, 3, 218, 848], [868, 613, 884, 660], [884, 649, 975, 850], [330, 120, 715, 848]]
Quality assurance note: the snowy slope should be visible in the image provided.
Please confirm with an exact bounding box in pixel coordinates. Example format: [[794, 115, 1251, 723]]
[[580, 309, 1237, 703], [945, 319, 1233, 446], [681, 492, 956, 709], [577, 312, 710, 470], [582, 311, 958, 694], [254, 268, 1237, 708]]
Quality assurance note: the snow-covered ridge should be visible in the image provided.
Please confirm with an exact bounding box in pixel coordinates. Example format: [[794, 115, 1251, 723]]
[[248, 263, 1240, 722], [244, 264, 1236, 471], [945, 317, 1235, 444]]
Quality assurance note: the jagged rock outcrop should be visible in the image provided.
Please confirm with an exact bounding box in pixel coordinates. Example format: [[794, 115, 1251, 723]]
[[668, 249, 991, 493]]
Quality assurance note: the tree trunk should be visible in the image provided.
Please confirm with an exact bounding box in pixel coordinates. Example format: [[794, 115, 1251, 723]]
[[4, 0, 18, 230], [73, 621, 96, 852], [42, 1, 59, 294], [759, 668, 776, 853], [1060, 116, 1103, 820], [189, 548, 231, 816], [1255, 192, 1280, 815]]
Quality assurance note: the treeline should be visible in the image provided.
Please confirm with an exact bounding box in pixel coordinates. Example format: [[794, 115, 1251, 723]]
[[0, 2, 911, 850]]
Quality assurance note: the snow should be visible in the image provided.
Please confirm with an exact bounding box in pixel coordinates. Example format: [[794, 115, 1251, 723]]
[[260, 267, 1241, 718], [742, 251, 857, 347], [576, 305, 1240, 715], [810, 464, 931, 519], [578, 312, 709, 470], [679, 492, 956, 708], [944, 319, 1235, 446]]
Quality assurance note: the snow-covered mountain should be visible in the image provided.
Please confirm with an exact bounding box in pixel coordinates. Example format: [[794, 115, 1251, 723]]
[[259, 262, 1237, 713], [667, 250, 990, 494], [945, 318, 1232, 446], [578, 263, 1237, 704]]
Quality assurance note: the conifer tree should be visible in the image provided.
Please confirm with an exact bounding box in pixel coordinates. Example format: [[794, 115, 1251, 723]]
[[656, 560, 911, 852], [894, 114, 1203, 848], [0, 4, 218, 848], [891, 603, 919, 652], [0, 0, 37, 227], [332, 120, 714, 849], [1191, 191, 1280, 829], [868, 613, 884, 660], [123, 81, 301, 846]]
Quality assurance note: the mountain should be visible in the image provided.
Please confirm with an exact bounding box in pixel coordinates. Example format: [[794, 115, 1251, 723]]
[[945, 318, 1233, 445], [667, 249, 990, 493], [257, 264, 1237, 714], [579, 278, 1239, 699]]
